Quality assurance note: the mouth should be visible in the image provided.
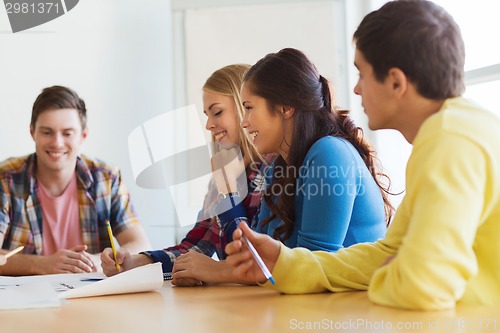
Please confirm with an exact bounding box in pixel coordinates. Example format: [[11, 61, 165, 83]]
[[214, 131, 227, 142], [249, 131, 259, 141], [47, 151, 67, 158]]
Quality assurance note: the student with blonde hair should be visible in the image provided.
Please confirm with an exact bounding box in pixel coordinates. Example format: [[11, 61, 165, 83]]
[[101, 64, 268, 282]]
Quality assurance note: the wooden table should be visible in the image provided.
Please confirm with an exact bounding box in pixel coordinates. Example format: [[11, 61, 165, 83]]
[[1, 282, 498, 333]]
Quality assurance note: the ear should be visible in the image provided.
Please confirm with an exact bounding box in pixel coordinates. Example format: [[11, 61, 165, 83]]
[[82, 127, 89, 141], [279, 105, 295, 120], [386, 67, 408, 98], [30, 125, 35, 140]]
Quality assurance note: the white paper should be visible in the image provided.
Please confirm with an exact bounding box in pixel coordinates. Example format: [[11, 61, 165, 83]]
[[58, 262, 164, 299], [0, 281, 60, 310]]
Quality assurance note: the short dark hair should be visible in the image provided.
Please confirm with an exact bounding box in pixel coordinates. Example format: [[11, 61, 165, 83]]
[[354, 0, 465, 99], [31, 85, 87, 129]]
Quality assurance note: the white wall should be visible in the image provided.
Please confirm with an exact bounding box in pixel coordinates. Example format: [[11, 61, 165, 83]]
[[346, 0, 411, 206], [0, 0, 177, 248]]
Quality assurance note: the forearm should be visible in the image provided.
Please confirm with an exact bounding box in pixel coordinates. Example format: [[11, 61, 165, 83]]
[[115, 225, 151, 254], [119, 239, 150, 253], [130, 253, 154, 269], [265, 241, 392, 294], [0, 254, 48, 276], [203, 260, 245, 284]]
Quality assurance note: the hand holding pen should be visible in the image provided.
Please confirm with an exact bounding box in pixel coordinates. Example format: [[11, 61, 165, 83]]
[[225, 222, 281, 285]]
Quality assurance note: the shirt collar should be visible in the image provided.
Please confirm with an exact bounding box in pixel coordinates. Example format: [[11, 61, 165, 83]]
[[28, 153, 94, 191]]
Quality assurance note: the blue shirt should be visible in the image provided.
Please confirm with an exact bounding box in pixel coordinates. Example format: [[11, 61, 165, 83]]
[[255, 136, 386, 251]]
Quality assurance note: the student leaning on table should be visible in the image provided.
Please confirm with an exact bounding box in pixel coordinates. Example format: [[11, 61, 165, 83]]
[[0, 86, 150, 275], [101, 64, 269, 283], [170, 48, 394, 286], [225, 0, 500, 311]]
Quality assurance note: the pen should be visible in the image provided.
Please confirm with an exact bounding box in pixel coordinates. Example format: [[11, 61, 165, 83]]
[[241, 235, 275, 285], [80, 278, 104, 282], [5, 246, 24, 259], [106, 221, 121, 271]]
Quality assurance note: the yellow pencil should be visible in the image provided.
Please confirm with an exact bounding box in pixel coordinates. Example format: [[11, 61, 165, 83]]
[[5, 246, 24, 259], [106, 221, 121, 271]]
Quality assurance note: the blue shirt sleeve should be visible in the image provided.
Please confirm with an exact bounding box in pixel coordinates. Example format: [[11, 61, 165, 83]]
[[294, 137, 365, 251]]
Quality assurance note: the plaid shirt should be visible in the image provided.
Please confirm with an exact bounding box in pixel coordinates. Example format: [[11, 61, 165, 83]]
[[147, 157, 272, 274], [0, 154, 140, 254]]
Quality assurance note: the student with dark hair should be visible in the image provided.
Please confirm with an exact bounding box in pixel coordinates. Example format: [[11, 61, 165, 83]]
[[0, 86, 150, 275], [226, 0, 500, 310], [240, 48, 393, 243], [171, 48, 392, 285]]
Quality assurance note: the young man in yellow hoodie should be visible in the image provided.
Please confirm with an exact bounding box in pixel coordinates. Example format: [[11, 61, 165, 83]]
[[225, 0, 500, 311]]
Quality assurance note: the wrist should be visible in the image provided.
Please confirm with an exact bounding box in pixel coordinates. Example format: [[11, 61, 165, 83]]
[[136, 253, 154, 267], [218, 260, 236, 283]]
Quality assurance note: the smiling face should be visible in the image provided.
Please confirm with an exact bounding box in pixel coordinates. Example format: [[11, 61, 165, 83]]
[[30, 108, 87, 175], [353, 48, 398, 131], [203, 90, 241, 145], [240, 82, 285, 155]]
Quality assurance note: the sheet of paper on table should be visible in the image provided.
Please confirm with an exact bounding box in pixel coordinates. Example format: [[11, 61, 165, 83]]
[[59, 262, 163, 299], [0, 282, 60, 310], [0, 262, 163, 309]]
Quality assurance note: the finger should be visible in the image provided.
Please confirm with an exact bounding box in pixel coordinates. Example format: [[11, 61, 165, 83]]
[[172, 277, 203, 287], [232, 227, 243, 241], [115, 250, 127, 265], [69, 251, 94, 268], [100, 248, 115, 264], [102, 264, 119, 276], [172, 269, 195, 280], [172, 261, 188, 274], [238, 221, 254, 240], [237, 259, 263, 280], [102, 267, 118, 277], [64, 257, 93, 273], [226, 247, 252, 266], [60, 262, 90, 274], [225, 239, 243, 256], [69, 244, 88, 253]]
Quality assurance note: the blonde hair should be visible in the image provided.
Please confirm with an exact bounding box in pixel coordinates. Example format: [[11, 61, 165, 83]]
[[203, 64, 263, 165]]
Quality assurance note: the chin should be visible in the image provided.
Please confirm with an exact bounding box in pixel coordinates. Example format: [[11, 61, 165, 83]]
[[367, 121, 382, 131]]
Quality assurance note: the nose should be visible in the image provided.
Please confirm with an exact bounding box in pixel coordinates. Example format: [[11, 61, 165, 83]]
[[353, 81, 361, 96], [240, 112, 249, 129], [54, 133, 65, 147], [205, 116, 215, 131]]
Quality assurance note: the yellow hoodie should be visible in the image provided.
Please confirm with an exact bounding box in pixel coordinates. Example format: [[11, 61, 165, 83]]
[[265, 97, 500, 310]]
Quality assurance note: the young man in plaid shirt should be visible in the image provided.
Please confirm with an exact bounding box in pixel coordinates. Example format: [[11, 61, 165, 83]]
[[0, 86, 150, 275]]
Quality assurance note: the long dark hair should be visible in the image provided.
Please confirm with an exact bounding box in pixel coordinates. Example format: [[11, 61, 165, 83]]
[[244, 48, 394, 241]]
